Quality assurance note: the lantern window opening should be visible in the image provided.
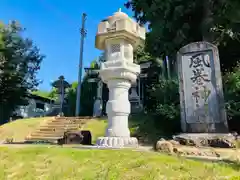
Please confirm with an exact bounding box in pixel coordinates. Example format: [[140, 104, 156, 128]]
[[111, 44, 121, 53]]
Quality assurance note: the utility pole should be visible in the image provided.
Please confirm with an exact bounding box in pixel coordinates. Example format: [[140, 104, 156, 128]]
[[75, 13, 87, 116], [60, 76, 64, 115]]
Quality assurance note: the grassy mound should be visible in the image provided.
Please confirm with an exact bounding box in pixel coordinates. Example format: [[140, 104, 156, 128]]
[[0, 114, 183, 144], [0, 146, 239, 180], [2, 115, 238, 149], [0, 114, 160, 144], [0, 117, 107, 143], [0, 117, 50, 142]]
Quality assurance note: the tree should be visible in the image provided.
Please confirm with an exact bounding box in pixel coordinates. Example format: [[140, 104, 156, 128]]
[[133, 45, 154, 64], [125, 0, 240, 71], [31, 89, 57, 100], [65, 81, 78, 116], [65, 58, 102, 116], [223, 63, 240, 132], [126, 1, 240, 133], [133, 45, 181, 133], [99, 52, 106, 63], [0, 21, 44, 124], [47, 88, 58, 100]]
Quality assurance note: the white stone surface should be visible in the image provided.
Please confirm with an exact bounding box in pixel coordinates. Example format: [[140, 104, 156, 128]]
[[96, 9, 145, 50], [95, 9, 145, 148], [96, 137, 138, 148]]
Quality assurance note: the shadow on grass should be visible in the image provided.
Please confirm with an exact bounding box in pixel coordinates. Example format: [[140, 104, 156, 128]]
[[177, 154, 240, 172], [129, 114, 174, 145], [221, 159, 240, 171], [3, 141, 56, 145]]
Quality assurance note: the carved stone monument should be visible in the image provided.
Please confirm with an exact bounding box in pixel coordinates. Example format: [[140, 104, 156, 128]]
[[95, 9, 146, 147], [177, 42, 228, 133]]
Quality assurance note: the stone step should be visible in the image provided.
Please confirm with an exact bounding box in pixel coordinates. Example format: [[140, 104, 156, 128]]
[[25, 136, 60, 141], [39, 124, 82, 129], [34, 126, 82, 133], [42, 125, 81, 129], [37, 127, 79, 132], [24, 117, 92, 142], [32, 128, 80, 135], [48, 119, 85, 122], [47, 120, 86, 124], [26, 136, 61, 140], [48, 119, 86, 123], [46, 123, 85, 128], [29, 131, 63, 136], [37, 128, 81, 133], [53, 117, 92, 121], [49, 121, 87, 125], [50, 118, 86, 121], [30, 132, 64, 138], [32, 129, 65, 134], [33, 129, 77, 135]]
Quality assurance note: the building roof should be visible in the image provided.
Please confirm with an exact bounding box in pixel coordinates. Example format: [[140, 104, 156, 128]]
[[27, 93, 55, 103]]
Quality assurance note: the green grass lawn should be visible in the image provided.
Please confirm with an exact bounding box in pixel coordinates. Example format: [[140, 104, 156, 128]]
[[0, 117, 240, 179], [0, 146, 239, 180]]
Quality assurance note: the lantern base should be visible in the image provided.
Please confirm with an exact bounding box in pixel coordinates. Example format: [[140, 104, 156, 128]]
[[96, 137, 138, 148]]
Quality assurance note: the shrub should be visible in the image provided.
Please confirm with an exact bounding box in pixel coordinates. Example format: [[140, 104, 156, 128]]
[[223, 63, 240, 133], [145, 78, 181, 135]]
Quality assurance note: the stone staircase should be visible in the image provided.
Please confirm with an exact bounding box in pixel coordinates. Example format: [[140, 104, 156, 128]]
[[25, 116, 92, 143]]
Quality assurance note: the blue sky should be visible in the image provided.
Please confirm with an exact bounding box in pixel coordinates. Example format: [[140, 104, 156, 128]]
[[1, 0, 133, 91]]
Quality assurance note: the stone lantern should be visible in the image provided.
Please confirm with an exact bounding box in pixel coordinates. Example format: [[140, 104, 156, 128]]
[[52, 76, 70, 116], [95, 9, 146, 148]]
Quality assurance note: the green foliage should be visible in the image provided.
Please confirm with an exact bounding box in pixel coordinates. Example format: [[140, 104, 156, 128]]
[[129, 114, 169, 144], [125, 0, 240, 71], [98, 52, 106, 63], [65, 58, 103, 116], [90, 59, 100, 69], [65, 82, 77, 116], [125, 0, 240, 135], [80, 77, 97, 116], [0, 22, 4, 49], [48, 88, 58, 100], [0, 21, 44, 124], [133, 45, 154, 64], [31, 90, 56, 100], [136, 47, 240, 134], [223, 64, 240, 132], [133, 46, 180, 135], [145, 78, 181, 135]]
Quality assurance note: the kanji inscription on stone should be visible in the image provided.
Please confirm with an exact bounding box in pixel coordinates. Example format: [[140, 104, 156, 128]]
[[177, 42, 228, 133]]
